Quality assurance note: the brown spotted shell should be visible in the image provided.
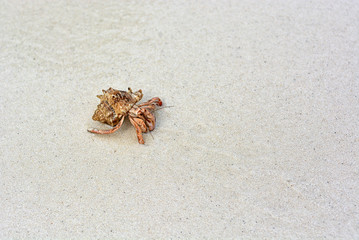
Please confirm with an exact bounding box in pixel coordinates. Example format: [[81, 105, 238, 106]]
[[92, 87, 143, 126]]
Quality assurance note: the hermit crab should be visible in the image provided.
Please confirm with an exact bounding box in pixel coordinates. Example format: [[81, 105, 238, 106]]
[[87, 87, 162, 144]]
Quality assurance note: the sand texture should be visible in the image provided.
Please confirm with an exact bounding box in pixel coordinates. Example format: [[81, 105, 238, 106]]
[[1, 0, 359, 238]]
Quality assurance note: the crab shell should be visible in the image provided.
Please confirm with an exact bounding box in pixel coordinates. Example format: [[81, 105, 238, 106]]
[[92, 88, 143, 126]]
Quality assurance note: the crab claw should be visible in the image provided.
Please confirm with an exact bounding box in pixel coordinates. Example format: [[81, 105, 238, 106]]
[[129, 116, 145, 144]]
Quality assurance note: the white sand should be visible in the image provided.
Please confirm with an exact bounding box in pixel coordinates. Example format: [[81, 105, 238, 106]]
[[1, 0, 358, 238]]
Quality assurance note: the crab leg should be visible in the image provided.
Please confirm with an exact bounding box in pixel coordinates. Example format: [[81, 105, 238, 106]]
[[137, 105, 156, 111], [129, 116, 145, 144], [138, 97, 162, 108], [87, 116, 125, 134]]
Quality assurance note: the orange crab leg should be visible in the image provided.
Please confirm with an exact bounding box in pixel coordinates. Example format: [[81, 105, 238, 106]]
[[138, 97, 162, 108], [87, 116, 125, 134], [129, 116, 145, 144]]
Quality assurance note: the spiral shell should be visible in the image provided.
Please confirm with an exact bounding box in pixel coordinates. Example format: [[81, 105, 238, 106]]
[[92, 87, 143, 126]]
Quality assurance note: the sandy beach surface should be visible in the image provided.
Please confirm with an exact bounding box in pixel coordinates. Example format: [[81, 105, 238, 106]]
[[1, 0, 358, 238]]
